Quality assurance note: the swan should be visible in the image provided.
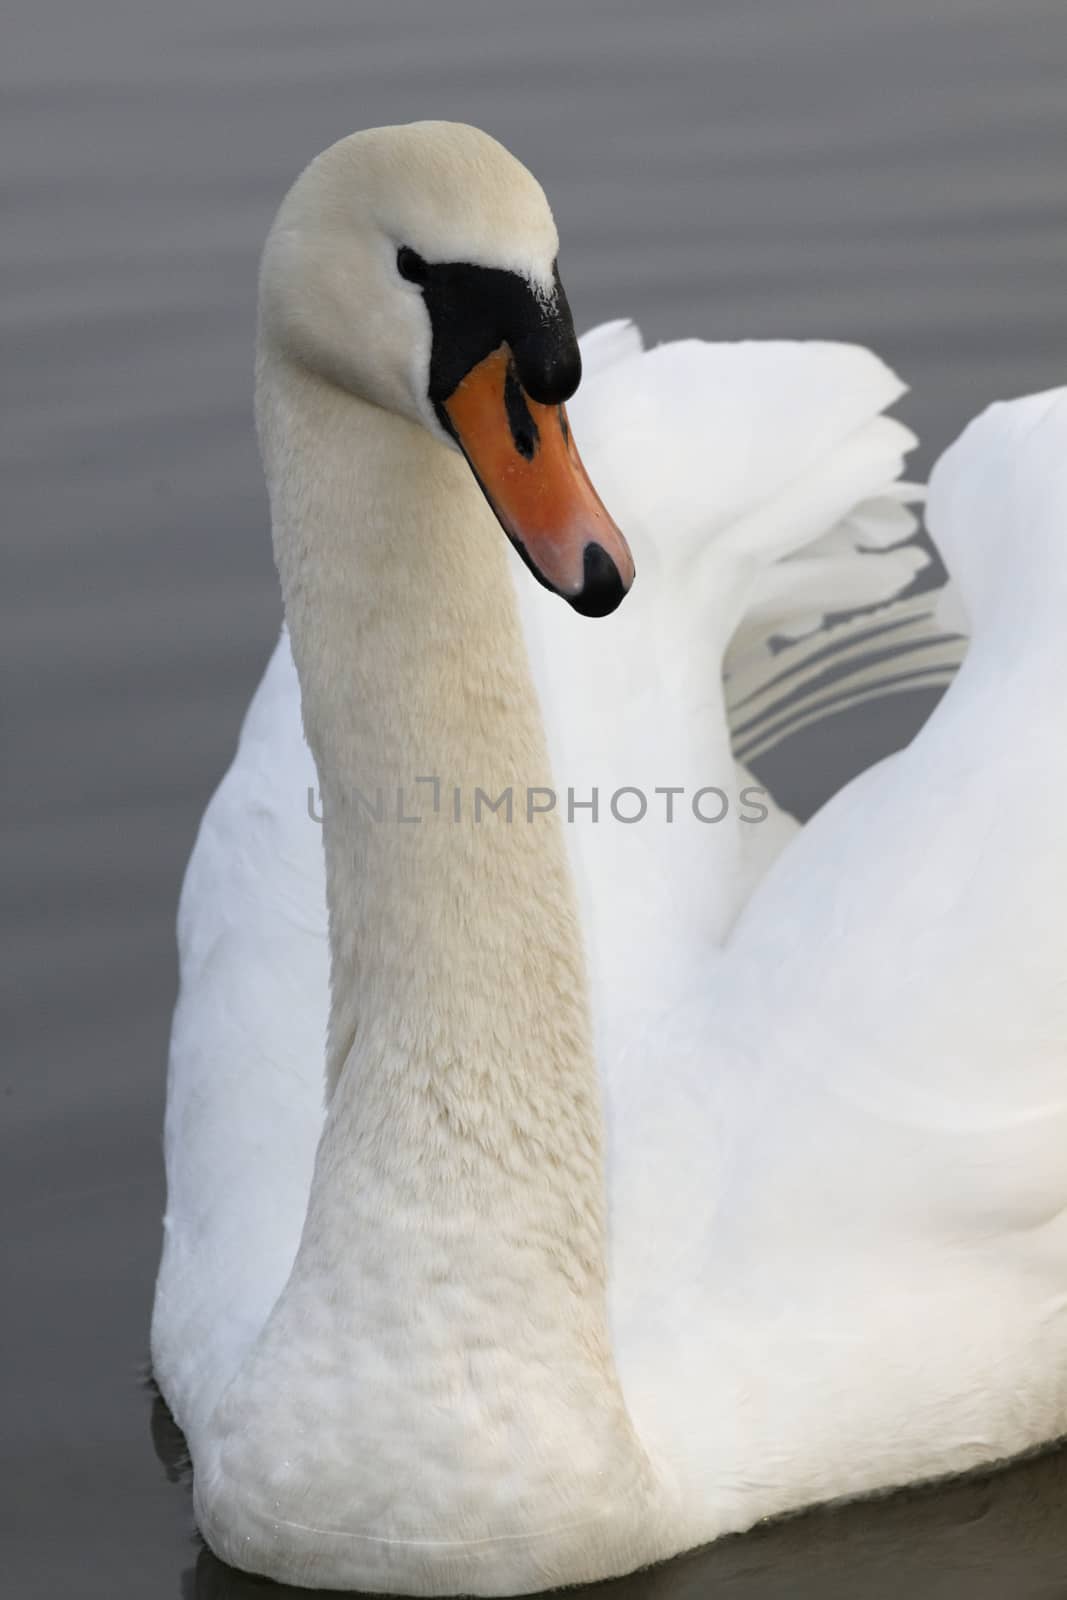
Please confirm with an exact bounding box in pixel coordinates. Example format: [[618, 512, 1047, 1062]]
[[151, 121, 1067, 1594]]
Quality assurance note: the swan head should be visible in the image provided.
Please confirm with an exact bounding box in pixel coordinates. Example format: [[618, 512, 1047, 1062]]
[[259, 121, 634, 617]]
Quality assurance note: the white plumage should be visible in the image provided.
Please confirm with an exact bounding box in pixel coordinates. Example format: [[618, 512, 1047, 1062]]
[[152, 124, 1067, 1594]]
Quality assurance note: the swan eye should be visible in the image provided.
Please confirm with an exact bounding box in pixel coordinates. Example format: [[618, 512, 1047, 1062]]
[[397, 245, 429, 285]]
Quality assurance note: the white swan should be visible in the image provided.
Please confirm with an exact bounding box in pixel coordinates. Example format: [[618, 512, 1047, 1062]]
[[152, 122, 1067, 1595]]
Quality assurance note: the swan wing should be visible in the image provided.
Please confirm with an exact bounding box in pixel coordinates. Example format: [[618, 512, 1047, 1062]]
[[731, 389, 1067, 1142], [609, 393, 1067, 1531], [151, 637, 328, 1446]]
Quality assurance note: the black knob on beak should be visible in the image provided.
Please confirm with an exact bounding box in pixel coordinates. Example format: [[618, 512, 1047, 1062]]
[[512, 326, 582, 406], [511, 267, 582, 404]]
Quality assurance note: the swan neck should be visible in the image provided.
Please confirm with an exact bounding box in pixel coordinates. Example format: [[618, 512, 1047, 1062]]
[[258, 347, 609, 1295]]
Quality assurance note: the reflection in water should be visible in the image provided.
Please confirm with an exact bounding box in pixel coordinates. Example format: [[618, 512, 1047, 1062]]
[[150, 1391, 1067, 1600]]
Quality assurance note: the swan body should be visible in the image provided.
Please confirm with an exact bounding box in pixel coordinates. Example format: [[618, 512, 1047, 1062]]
[[152, 123, 1067, 1594]]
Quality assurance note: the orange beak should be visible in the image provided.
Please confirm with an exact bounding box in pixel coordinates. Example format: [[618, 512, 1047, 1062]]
[[443, 345, 635, 616]]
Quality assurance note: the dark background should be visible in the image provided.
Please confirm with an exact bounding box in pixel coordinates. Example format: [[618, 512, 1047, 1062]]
[[4, 2, 1067, 1595]]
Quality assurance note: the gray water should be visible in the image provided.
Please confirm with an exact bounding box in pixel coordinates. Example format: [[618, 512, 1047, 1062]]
[[5, 2, 1067, 1595]]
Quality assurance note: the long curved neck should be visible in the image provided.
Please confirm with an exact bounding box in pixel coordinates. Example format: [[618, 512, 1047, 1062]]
[[204, 349, 661, 1579], [257, 344, 609, 1308]]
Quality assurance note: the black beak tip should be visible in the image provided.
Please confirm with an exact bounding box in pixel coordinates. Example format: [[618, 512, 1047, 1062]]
[[567, 542, 629, 618]]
